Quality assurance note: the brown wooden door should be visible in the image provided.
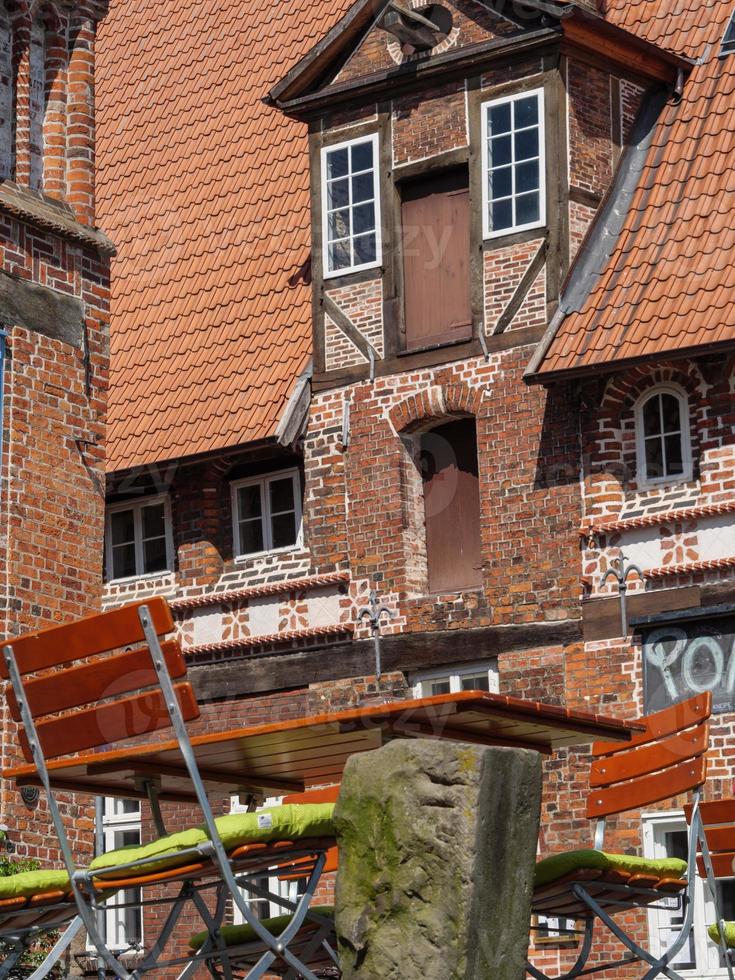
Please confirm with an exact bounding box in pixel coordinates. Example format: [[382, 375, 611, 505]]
[[402, 169, 472, 351], [421, 419, 482, 593]]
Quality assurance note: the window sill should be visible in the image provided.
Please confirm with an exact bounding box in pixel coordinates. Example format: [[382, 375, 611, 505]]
[[323, 258, 382, 282], [233, 544, 303, 563], [105, 569, 174, 587]]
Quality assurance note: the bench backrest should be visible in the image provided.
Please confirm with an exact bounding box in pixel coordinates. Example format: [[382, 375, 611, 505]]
[[685, 798, 735, 878], [1, 597, 198, 762], [586, 692, 711, 821]]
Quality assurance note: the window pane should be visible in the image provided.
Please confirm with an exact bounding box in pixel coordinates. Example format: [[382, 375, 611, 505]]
[[352, 171, 374, 204], [110, 509, 134, 546], [269, 477, 295, 514], [142, 535, 167, 574], [489, 165, 512, 200], [514, 127, 539, 161], [664, 435, 684, 475], [430, 680, 451, 696], [238, 484, 262, 521], [239, 519, 264, 555], [717, 880, 735, 921], [112, 543, 136, 579], [489, 134, 511, 168], [354, 233, 376, 265], [489, 102, 511, 135], [645, 436, 664, 480], [351, 140, 373, 172], [516, 191, 540, 226], [121, 800, 140, 816], [491, 199, 513, 231], [461, 674, 490, 692], [327, 177, 349, 210], [352, 202, 375, 236], [661, 393, 681, 432], [516, 159, 539, 194], [514, 95, 538, 129], [643, 396, 661, 436], [141, 503, 165, 540], [271, 512, 297, 549], [326, 146, 348, 180], [328, 208, 350, 241], [328, 239, 351, 272]]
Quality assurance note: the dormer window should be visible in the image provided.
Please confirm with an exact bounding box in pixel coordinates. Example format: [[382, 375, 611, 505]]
[[321, 134, 381, 277], [481, 89, 545, 238], [721, 10, 735, 56]]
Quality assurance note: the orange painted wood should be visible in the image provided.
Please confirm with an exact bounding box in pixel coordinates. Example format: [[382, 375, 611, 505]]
[[698, 826, 735, 853], [593, 693, 711, 758], [19, 683, 199, 762], [589, 723, 708, 788], [586, 755, 707, 819], [283, 785, 340, 805], [697, 853, 735, 878], [5, 639, 185, 722], [686, 798, 735, 827], [0, 598, 174, 678]]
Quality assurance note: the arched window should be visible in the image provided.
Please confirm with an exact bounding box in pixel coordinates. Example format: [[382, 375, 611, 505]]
[[0, 3, 13, 180], [635, 386, 692, 485], [28, 13, 45, 190]]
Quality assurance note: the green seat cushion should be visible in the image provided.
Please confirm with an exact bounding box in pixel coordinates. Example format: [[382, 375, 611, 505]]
[[535, 850, 688, 889], [708, 921, 735, 948], [0, 869, 70, 900], [189, 906, 334, 951], [89, 803, 335, 878]]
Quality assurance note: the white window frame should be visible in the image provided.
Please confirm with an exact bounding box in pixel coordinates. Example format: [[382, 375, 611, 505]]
[[411, 659, 499, 699], [634, 384, 693, 487], [93, 798, 143, 953], [105, 494, 175, 583], [231, 468, 303, 560], [642, 810, 730, 977], [321, 133, 382, 279], [481, 87, 546, 240]]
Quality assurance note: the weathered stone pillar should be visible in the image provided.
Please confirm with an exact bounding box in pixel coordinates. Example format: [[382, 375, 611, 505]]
[[334, 739, 542, 980]]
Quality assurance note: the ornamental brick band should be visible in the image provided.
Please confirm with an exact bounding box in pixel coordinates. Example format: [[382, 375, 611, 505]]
[[333, 739, 542, 980]]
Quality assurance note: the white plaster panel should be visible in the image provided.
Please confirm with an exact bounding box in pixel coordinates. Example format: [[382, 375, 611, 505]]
[[248, 595, 281, 635], [696, 514, 735, 561], [616, 526, 662, 570], [190, 606, 225, 646], [306, 587, 343, 628]]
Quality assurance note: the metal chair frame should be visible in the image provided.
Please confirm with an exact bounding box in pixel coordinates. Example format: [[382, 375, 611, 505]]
[[528, 693, 711, 980], [0, 914, 83, 980], [2, 602, 336, 980]]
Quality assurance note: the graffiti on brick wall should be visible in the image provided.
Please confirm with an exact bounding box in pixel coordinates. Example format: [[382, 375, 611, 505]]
[[642, 613, 735, 714]]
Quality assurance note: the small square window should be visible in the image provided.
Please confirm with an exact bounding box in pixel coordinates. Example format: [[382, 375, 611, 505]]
[[482, 89, 546, 239], [721, 11, 735, 56], [105, 496, 173, 581], [231, 470, 302, 558], [322, 134, 381, 277]]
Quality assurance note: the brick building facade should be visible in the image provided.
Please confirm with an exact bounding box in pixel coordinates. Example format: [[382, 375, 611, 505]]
[[91, 0, 735, 975], [0, 0, 111, 974]]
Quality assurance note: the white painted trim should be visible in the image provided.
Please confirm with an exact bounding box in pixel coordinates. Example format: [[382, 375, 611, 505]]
[[634, 383, 693, 487], [321, 132, 382, 279], [105, 493, 175, 583], [411, 658, 499, 698], [480, 87, 546, 241], [230, 467, 303, 559]]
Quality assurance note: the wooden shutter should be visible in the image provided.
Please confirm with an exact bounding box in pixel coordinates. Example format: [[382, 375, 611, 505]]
[[421, 419, 482, 593], [402, 169, 472, 351]]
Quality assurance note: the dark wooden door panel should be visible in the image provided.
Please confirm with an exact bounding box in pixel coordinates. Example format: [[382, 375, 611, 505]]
[[403, 169, 471, 350]]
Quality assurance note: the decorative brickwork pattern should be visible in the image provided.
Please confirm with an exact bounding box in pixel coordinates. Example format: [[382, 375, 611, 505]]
[[483, 241, 547, 335]]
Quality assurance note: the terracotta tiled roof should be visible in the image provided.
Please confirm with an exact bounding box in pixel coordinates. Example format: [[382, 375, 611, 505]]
[[536, 1, 735, 378], [96, 0, 350, 472]]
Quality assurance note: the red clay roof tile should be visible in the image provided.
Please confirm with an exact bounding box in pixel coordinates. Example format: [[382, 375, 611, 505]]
[[96, 0, 349, 471], [538, 1, 735, 377]]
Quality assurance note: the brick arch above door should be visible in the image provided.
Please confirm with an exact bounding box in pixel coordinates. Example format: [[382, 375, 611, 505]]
[[388, 381, 484, 434]]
